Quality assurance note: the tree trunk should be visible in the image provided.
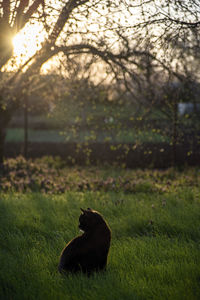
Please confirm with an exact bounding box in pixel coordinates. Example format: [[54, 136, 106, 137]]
[[0, 106, 13, 166], [24, 97, 29, 159], [172, 100, 178, 166], [0, 126, 6, 166]]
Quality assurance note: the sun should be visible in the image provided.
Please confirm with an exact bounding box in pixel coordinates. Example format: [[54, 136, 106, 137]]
[[12, 23, 45, 62], [12, 32, 28, 56]]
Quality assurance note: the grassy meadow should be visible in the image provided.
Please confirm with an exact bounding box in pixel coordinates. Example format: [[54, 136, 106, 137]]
[[5, 127, 169, 144], [0, 160, 200, 299]]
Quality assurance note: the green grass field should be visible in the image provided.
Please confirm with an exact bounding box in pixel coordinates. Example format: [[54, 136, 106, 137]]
[[0, 164, 200, 300], [5, 128, 169, 143]]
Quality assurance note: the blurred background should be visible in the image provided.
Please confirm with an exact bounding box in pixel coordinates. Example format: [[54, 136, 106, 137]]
[[1, 0, 200, 168]]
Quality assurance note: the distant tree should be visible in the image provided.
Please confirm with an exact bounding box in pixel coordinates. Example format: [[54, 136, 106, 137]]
[[0, 0, 200, 164], [0, 0, 144, 163]]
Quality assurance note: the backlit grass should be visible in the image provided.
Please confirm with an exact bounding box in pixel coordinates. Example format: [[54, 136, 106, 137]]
[[0, 180, 200, 299]]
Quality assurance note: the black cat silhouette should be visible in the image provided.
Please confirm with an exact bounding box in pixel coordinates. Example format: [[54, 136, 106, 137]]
[[58, 208, 111, 275]]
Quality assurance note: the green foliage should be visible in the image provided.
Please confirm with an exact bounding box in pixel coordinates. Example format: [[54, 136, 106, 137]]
[[0, 160, 200, 299], [6, 83, 200, 167], [50, 98, 170, 145]]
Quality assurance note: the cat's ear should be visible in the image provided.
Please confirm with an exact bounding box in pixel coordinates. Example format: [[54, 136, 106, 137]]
[[80, 208, 91, 214]]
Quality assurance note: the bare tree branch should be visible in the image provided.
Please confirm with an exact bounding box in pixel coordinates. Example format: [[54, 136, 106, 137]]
[[2, 0, 10, 23], [13, 0, 44, 31]]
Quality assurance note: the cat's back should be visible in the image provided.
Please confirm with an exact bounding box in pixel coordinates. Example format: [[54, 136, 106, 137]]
[[61, 233, 86, 255]]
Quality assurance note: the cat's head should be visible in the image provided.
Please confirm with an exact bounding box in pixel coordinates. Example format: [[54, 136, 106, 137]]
[[79, 208, 105, 232]]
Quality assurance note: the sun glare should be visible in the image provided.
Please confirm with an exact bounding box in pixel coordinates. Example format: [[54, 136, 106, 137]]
[[12, 33, 27, 56], [12, 23, 45, 63]]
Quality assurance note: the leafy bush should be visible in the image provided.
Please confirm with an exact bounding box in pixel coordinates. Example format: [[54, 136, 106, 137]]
[[1, 156, 199, 194]]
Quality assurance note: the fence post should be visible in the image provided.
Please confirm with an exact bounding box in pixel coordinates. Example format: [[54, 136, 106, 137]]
[[24, 96, 28, 159]]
